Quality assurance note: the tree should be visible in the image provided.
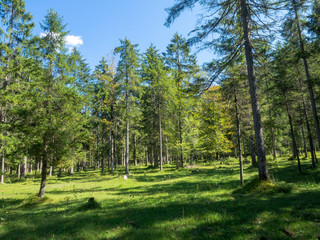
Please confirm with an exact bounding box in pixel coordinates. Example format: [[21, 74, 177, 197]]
[[141, 44, 173, 171], [198, 86, 233, 162], [165, 33, 199, 168], [283, 0, 320, 153], [93, 56, 118, 173], [166, 0, 271, 180], [114, 38, 141, 175], [20, 9, 85, 198], [0, 0, 34, 184]]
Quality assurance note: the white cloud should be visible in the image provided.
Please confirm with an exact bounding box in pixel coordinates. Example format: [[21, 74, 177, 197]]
[[65, 35, 83, 47], [39, 32, 47, 38], [39, 32, 84, 48]]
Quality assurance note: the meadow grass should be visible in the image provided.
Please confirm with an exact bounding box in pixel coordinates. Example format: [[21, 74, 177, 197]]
[[0, 156, 319, 239]]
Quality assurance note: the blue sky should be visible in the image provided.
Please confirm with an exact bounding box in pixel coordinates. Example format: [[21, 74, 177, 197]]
[[25, 0, 213, 70]]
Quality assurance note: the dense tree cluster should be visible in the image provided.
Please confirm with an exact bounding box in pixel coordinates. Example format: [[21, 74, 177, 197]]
[[1, 0, 320, 198]]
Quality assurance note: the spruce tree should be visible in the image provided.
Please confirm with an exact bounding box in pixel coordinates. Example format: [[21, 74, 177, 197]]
[[114, 38, 141, 175], [165, 0, 272, 180]]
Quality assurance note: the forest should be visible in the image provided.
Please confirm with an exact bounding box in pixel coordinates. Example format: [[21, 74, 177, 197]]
[[1, 0, 320, 239]]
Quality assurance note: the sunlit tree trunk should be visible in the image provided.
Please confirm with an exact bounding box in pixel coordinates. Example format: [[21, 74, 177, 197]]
[[240, 0, 268, 180]]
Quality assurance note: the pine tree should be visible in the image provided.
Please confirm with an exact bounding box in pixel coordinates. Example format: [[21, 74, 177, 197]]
[[165, 33, 198, 168], [165, 0, 272, 180], [141, 44, 173, 171], [0, 0, 34, 184], [114, 38, 141, 175]]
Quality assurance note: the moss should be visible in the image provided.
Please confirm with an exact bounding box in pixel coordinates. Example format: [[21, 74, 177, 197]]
[[22, 195, 50, 208], [233, 178, 293, 195]]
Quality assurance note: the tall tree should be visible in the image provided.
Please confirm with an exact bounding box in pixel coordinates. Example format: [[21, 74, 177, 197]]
[[165, 33, 198, 168], [0, 0, 34, 184], [141, 44, 173, 171], [166, 0, 271, 180], [114, 38, 141, 175]]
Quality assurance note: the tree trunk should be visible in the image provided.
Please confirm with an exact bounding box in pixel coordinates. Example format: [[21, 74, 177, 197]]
[[38, 158, 47, 198], [17, 164, 21, 179], [133, 134, 137, 167], [240, 0, 268, 180], [70, 160, 74, 175], [165, 136, 169, 164], [299, 78, 316, 168], [159, 103, 163, 171], [125, 120, 130, 174], [249, 135, 256, 166], [235, 93, 244, 186], [21, 160, 26, 179], [110, 130, 114, 173], [49, 166, 53, 177], [285, 102, 302, 173], [1, 150, 4, 184], [101, 127, 105, 174], [301, 126, 308, 158], [23, 155, 28, 175]]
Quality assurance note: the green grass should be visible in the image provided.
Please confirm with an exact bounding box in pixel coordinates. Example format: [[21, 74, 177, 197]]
[[0, 157, 320, 240]]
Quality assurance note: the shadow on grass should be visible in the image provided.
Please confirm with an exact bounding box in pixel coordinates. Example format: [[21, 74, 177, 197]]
[[1, 190, 320, 240], [1, 161, 320, 239]]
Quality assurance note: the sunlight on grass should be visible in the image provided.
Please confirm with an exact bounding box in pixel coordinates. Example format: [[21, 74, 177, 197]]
[[0, 157, 319, 239]]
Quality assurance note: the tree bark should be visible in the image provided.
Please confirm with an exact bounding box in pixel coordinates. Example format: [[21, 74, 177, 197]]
[[285, 102, 302, 173], [301, 126, 308, 158], [299, 78, 316, 168], [235, 92, 244, 186], [38, 158, 47, 198], [240, 0, 268, 180], [125, 120, 130, 174], [17, 164, 21, 179], [70, 160, 74, 175], [1, 149, 5, 184], [159, 103, 163, 171], [133, 134, 137, 166]]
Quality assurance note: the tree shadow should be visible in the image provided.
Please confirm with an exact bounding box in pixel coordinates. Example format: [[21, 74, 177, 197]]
[[1, 190, 319, 239]]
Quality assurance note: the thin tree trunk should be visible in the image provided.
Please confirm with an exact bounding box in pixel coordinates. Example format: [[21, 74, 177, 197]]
[[1, 150, 5, 184], [49, 166, 52, 177], [133, 134, 137, 166], [159, 103, 163, 171], [165, 136, 169, 164], [235, 93, 244, 186], [285, 102, 302, 173], [240, 0, 268, 180], [299, 78, 316, 168], [17, 164, 21, 179], [125, 120, 130, 174], [111, 130, 114, 173], [21, 158, 26, 179], [301, 126, 308, 158], [70, 160, 74, 175], [101, 128, 105, 174]]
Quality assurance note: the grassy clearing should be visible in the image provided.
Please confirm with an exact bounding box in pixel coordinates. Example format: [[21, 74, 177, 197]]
[[0, 157, 320, 240]]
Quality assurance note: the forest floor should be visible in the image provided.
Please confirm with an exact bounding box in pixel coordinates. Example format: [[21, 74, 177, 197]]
[[0, 156, 320, 240]]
